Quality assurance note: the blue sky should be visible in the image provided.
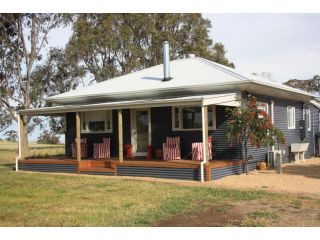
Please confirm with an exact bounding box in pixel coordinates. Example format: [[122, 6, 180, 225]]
[[2, 13, 320, 142]]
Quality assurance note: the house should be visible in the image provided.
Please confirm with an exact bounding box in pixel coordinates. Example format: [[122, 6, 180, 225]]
[[16, 41, 317, 181]]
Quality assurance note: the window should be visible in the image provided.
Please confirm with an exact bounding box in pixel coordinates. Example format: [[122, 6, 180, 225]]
[[319, 111, 320, 131], [257, 102, 268, 114], [81, 110, 112, 133], [303, 109, 311, 131], [172, 105, 216, 130], [287, 106, 295, 129]]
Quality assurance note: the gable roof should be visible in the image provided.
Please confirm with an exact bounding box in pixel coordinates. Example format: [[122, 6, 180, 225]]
[[46, 57, 314, 105]]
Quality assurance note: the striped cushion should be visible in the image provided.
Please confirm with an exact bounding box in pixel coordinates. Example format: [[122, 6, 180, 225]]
[[93, 142, 110, 159], [163, 137, 181, 160], [192, 136, 213, 161], [71, 142, 88, 158], [166, 137, 180, 148]]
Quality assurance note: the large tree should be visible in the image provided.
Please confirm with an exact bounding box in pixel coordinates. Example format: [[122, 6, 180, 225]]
[[284, 75, 320, 94], [0, 14, 63, 153], [66, 13, 235, 83]]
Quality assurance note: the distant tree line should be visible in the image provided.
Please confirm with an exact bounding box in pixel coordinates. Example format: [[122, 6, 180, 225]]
[[284, 75, 320, 94]]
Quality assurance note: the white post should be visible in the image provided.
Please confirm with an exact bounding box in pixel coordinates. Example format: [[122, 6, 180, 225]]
[[200, 105, 208, 182], [16, 113, 23, 171], [270, 101, 275, 151]]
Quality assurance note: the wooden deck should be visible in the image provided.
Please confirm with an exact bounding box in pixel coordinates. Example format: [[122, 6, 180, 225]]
[[18, 157, 245, 181]]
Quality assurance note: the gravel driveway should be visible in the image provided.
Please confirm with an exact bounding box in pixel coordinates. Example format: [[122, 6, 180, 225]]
[[113, 158, 320, 197], [205, 157, 320, 197]]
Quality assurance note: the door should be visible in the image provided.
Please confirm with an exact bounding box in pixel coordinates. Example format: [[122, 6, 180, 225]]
[[131, 109, 151, 156]]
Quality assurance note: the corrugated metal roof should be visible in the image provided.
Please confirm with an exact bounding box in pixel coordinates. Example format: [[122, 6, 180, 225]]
[[46, 57, 314, 104]]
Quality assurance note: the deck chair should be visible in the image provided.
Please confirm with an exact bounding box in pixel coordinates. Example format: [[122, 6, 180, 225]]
[[93, 138, 111, 159], [163, 136, 181, 160], [192, 136, 213, 161], [71, 138, 88, 158]]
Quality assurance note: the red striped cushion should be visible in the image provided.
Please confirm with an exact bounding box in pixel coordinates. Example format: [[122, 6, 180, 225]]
[[192, 137, 213, 161], [163, 142, 181, 160], [93, 142, 110, 159], [71, 143, 88, 158], [166, 137, 180, 148]]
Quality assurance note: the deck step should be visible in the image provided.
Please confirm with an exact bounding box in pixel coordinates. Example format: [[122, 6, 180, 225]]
[[79, 167, 114, 173]]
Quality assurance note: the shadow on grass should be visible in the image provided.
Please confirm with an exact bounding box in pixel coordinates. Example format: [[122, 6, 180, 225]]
[[283, 162, 320, 180]]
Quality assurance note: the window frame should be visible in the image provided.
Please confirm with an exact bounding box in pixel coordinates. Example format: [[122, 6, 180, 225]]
[[257, 101, 268, 114], [172, 105, 216, 131], [80, 110, 113, 134], [287, 106, 296, 130], [303, 108, 311, 131]]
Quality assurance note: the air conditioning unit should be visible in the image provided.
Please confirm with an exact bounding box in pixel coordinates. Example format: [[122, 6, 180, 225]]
[[268, 150, 286, 167]]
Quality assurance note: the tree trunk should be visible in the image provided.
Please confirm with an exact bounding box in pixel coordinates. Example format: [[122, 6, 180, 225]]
[[244, 138, 249, 175], [22, 116, 30, 156]]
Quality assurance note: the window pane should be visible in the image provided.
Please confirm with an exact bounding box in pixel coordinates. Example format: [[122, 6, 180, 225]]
[[183, 107, 202, 129], [88, 121, 105, 132], [174, 108, 180, 128], [257, 102, 268, 113], [288, 107, 293, 128], [208, 106, 213, 127]]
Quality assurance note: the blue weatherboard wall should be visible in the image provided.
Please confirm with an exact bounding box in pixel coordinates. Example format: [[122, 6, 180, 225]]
[[65, 92, 315, 164], [151, 106, 242, 160], [65, 109, 131, 158], [244, 93, 317, 165]]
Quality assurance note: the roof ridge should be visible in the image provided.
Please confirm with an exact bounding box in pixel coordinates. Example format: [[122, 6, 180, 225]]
[[195, 57, 250, 81]]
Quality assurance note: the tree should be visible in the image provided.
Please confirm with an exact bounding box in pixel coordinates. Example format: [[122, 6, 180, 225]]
[[37, 130, 60, 144], [66, 13, 235, 83], [226, 97, 285, 174], [0, 14, 63, 152], [283, 75, 320, 94], [4, 129, 18, 142]]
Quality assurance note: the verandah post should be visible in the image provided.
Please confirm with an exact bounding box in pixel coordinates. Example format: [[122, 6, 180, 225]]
[[76, 112, 81, 162], [118, 109, 123, 163], [18, 113, 25, 160], [201, 105, 209, 182]]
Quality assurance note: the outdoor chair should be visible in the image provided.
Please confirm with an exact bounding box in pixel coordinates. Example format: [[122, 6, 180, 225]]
[[163, 136, 181, 160], [192, 136, 213, 161], [71, 138, 88, 158], [93, 138, 111, 159]]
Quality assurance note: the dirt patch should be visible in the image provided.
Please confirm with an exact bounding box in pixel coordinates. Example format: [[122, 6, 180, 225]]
[[155, 196, 320, 227], [154, 203, 248, 227]]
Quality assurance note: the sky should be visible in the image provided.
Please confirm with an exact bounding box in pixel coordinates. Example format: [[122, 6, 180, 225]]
[[204, 13, 320, 82], [2, 13, 320, 142]]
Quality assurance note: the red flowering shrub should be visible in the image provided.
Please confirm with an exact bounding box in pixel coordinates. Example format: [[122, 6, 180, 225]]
[[226, 96, 285, 174]]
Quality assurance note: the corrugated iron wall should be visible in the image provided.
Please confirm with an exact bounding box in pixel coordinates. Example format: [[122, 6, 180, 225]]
[[19, 163, 77, 173]]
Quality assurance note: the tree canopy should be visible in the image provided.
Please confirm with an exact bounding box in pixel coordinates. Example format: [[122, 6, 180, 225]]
[[283, 75, 320, 94], [65, 13, 235, 83], [0, 13, 235, 144]]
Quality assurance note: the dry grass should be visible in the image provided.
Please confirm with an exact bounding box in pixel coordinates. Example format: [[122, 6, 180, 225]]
[[0, 141, 64, 165], [0, 166, 268, 227]]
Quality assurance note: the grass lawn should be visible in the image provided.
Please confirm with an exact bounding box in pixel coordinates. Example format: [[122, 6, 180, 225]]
[[1, 141, 319, 227], [0, 141, 64, 166], [0, 165, 269, 227]]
